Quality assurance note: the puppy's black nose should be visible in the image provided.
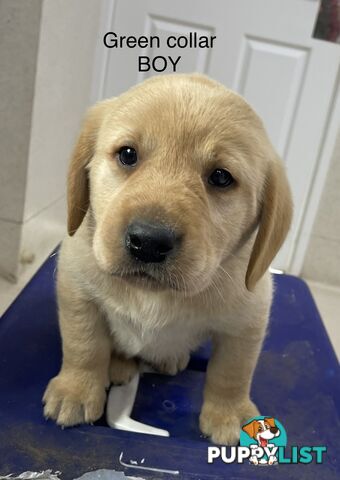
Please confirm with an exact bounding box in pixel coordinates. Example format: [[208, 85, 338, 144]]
[[270, 427, 279, 434], [126, 221, 177, 263]]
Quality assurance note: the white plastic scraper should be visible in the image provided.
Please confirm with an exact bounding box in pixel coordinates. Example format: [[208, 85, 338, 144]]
[[106, 372, 170, 437]]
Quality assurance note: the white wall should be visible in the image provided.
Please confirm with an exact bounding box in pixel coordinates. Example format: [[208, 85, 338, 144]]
[[302, 129, 340, 286], [20, 0, 103, 277], [0, 0, 102, 281], [0, 0, 42, 281]]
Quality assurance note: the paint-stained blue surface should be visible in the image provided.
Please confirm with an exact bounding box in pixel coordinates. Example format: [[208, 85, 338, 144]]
[[0, 253, 339, 479]]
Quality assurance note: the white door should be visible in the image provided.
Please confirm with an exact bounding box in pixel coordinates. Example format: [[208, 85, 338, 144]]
[[93, 0, 340, 273]]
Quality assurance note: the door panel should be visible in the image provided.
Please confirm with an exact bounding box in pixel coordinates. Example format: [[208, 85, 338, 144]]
[[97, 0, 340, 272], [235, 39, 308, 155], [137, 16, 215, 82]]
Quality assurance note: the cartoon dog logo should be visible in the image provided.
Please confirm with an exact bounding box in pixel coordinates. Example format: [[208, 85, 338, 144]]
[[242, 417, 281, 465]]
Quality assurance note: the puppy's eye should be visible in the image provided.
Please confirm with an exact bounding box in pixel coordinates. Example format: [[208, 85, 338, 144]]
[[208, 168, 234, 188], [118, 146, 137, 167]]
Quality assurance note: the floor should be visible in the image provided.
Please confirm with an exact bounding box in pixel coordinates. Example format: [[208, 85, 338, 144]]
[[0, 259, 339, 361]]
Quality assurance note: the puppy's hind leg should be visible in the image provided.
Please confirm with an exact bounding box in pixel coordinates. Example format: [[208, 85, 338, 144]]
[[150, 352, 190, 376], [109, 354, 139, 385]]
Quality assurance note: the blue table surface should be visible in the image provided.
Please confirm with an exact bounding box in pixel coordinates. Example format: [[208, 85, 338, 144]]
[[0, 253, 339, 479]]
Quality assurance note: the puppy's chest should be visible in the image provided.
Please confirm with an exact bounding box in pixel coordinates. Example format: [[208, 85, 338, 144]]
[[101, 297, 207, 359]]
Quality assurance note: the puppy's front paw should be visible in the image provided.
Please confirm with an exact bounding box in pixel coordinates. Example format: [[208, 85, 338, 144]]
[[43, 371, 107, 427], [153, 352, 190, 376], [200, 398, 259, 445]]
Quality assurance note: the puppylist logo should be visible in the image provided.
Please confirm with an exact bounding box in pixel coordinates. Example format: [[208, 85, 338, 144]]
[[240, 416, 286, 465], [208, 416, 327, 466]]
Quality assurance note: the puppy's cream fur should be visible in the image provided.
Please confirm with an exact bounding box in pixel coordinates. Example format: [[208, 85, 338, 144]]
[[43, 74, 292, 445]]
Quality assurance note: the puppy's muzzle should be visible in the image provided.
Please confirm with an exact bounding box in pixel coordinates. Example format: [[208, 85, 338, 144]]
[[125, 221, 179, 263]]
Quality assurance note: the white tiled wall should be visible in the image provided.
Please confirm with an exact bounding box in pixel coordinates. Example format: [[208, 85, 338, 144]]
[[0, 0, 42, 280], [0, 0, 102, 282], [24, 0, 103, 223], [301, 127, 340, 359], [302, 129, 340, 287], [0, 220, 23, 282]]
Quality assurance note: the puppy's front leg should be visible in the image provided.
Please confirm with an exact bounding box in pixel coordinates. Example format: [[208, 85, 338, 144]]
[[43, 289, 111, 427], [200, 328, 264, 445]]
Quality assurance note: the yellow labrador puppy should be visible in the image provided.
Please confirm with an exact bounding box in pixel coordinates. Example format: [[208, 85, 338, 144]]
[[43, 74, 292, 445]]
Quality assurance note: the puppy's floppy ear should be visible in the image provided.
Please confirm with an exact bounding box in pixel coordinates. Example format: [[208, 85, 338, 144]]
[[67, 99, 113, 236], [242, 420, 257, 439], [245, 158, 293, 290]]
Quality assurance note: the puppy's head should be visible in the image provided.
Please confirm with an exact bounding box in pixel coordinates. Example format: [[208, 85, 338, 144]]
[[68, 74, 292, 295]]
